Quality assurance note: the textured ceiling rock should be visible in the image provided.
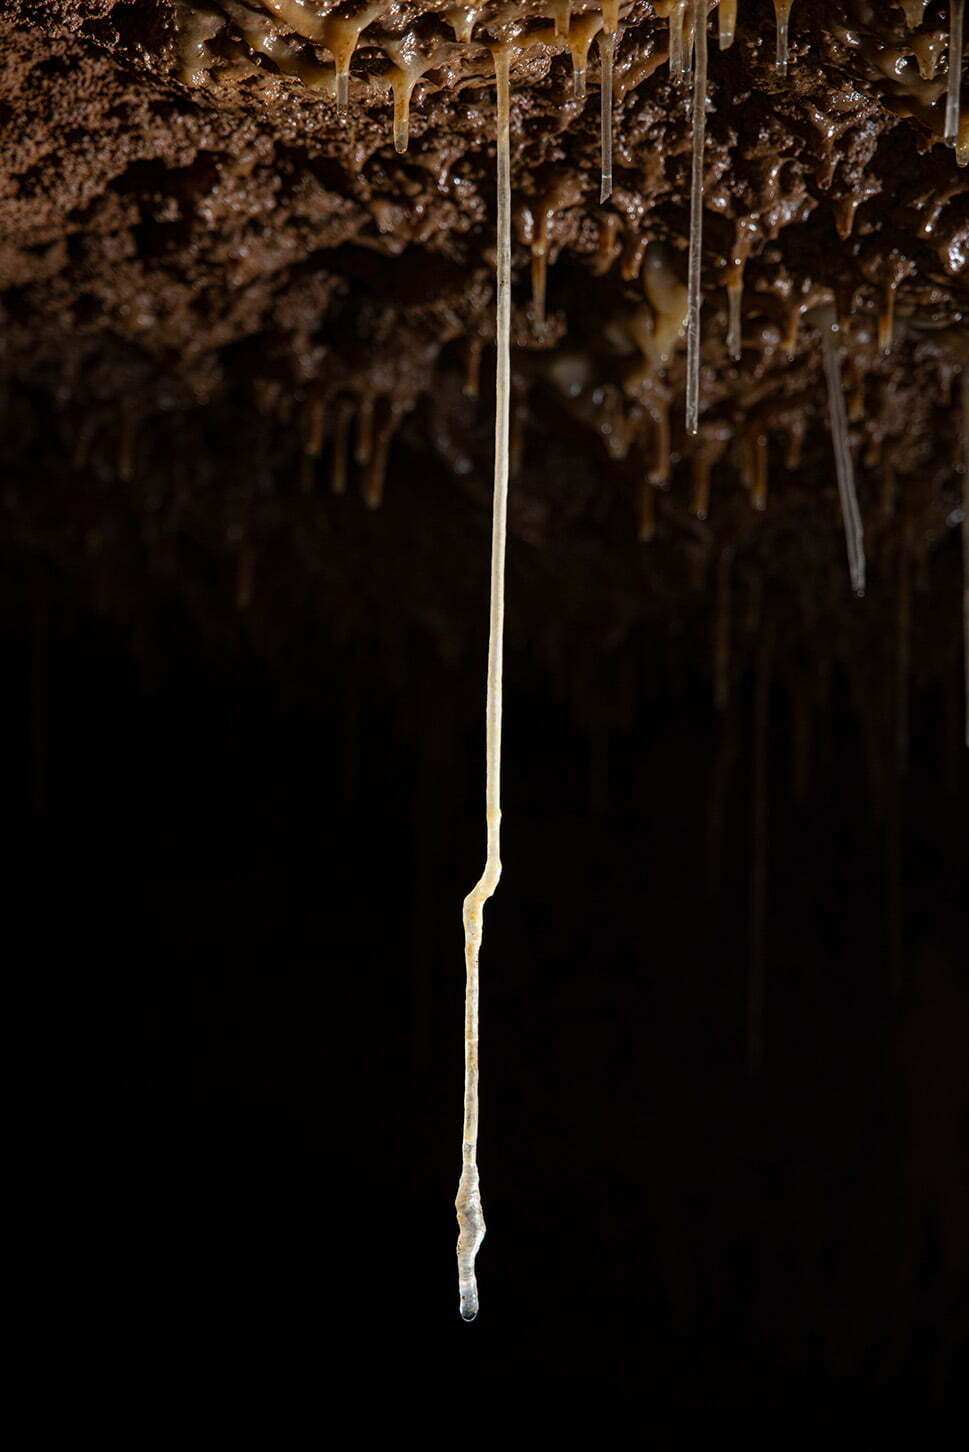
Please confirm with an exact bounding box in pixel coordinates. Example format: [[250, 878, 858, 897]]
[[1, 2, 967, 699]]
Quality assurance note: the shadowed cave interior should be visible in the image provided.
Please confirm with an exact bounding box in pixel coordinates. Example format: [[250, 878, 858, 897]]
[[6, 0, 969, 1413]]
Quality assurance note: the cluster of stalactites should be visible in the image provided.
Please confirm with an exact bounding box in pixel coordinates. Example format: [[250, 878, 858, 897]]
[[175, 0, 966, 601], [175, 2, 967, 172]]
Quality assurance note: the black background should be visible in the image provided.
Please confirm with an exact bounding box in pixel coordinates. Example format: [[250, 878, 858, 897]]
[[11, 538, 968, 1420]]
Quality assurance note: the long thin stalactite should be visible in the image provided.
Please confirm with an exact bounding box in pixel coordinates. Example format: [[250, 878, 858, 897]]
[[454, 45, 512, 1323]]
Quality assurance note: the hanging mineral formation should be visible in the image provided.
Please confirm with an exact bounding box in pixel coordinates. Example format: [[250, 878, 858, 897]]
[[455, 45, 513, 1324], [946, 0, 965, 150], [686, 0, 708, 435], [773, 0, 794, 77]]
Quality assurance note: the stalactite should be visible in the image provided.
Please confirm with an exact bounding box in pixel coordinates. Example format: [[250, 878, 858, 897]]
[[878, 280, 897, 355], [552, 0, 571, 38], [773, 0, 794, 78], [669, 1, 686, 83], [750, 430, 768, 511], [817, 304, 866, 597], [31, 591, 49, 814], [330, 397, 352, 495], [714, 545, 732, 712], [455, 44, 512, 1325], [117, 409, 135, 484], [354, 394, 375, 468], [962, 367, 969, 746], [686, 0, 708, 435], [639, 475, 656, 541], [691, 449, 711, 519], [593, 212, 620, 275], [447, 5, 479, 44], [785, 417, 805, 472], [235, 539, 254, 611], [748, 619, 772, 1074], [945, 0, 965, 148], [599, 29, 616, 204], [303, 393, 325, 458], [719, 0, 737, 50], [643, 245, 689, 367], [569, 12, 603, 99]]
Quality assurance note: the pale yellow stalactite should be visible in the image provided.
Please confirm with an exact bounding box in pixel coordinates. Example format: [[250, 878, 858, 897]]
[[714, 546, 732, 712], [691, 450, 711, 519], [773, 0, 794, 78], [320, 3, 384, 109], [569, 11, 604, 99], [303, 394, 325, 458], [551, 0, 572, 37], [362, 419, 393, 510], [833, 196, 860, 239], [455, 45, 513, 1324], [750, 430, 768, 511], [330, 397, 352, 495], [599, 28, 617, 203], [719, 0, 738, 50], [173, 2, 224, 87], [682, 1, 696, 80], [354, 394, 374, 468], [220, 0, 335, 93], [593, 212, 620, 274], [686, 0, 708, 434], [389, 66, 416, 154], [235, 539, 254, 612], [817, 304, 866, 597], [118, 410, 135, 484], [879, 281, 898, 355], [945, 0, 965, 149], [643, 244, 688, 367], [781, 419, 802, 471]]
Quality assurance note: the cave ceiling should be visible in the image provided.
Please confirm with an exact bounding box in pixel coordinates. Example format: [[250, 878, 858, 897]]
[[2, 1, 967, 702]]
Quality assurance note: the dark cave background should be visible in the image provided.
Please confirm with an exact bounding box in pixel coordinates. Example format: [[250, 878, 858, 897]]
[[10, 461, 967, 1416]]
